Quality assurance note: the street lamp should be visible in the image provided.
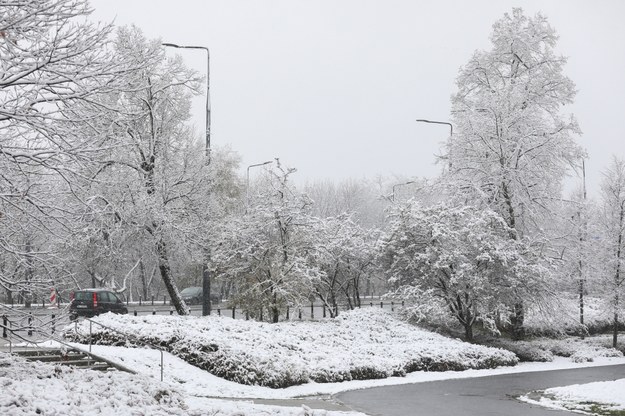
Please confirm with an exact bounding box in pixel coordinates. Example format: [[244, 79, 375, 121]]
[[247, 161, 273, 209], [392, 180, 416, 202], [162, 43, 211, 161], [416, 119, 453, 169], [163, 42, 211, 316]]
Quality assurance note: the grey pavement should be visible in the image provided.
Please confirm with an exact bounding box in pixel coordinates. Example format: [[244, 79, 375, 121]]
[[334, 364, 625, 416]]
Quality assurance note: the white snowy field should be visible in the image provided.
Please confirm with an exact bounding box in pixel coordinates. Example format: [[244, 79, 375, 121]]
[[3, 307, 625, 415]]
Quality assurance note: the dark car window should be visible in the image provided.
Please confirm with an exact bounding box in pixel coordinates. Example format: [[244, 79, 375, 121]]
[[75, 291, 91, 301]]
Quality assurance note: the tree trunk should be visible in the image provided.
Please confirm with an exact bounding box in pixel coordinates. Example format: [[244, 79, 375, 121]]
[[155, 237, 189, 315], [613, 296, 619, 349], [613, 202, 624, 348], [464, 322, 474, 342], [511, 302, 525, 340], [139, 260, 148, 301], [501, 179, 526, 340]]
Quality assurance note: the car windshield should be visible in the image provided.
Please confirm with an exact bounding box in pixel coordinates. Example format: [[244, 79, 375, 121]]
[[180, 287, 201, 296]]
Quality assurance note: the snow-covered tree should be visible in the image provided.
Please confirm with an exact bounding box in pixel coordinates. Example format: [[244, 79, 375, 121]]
[[213, 161, 321, 322], [598, 157, 625, 347], [447, 8, 584, 338], [381, 203, 550, 341], [64, 26, 210, 314], [312, 214, 379, 316], [0, 0, 125, 299]]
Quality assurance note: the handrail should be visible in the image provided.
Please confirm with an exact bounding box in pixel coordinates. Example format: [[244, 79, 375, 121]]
[[75, 317, 165, 381], [1, 322, 137, 374]]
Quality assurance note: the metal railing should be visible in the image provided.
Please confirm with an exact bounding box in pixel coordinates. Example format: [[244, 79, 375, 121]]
[[71, 317, 165, 381], [1, 304, 72, 351]]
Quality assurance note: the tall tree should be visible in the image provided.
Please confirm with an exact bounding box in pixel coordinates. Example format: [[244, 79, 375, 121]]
[[448, 8, 584, 338], [68, 26, 208, 314], [599, 157, 625, 348], [0, 0, 122, 298]]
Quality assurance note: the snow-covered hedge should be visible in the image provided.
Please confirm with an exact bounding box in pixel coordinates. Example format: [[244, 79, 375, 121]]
[[65, 308, 518, 388], [490, 336, 623, 363]]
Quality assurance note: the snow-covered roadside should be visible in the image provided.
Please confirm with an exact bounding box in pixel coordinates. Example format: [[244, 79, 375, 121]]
[[0, 351, 365, 416], [58, 342, 625, 399], [5, 344, 623, 416], [520, 379, 625, 414]]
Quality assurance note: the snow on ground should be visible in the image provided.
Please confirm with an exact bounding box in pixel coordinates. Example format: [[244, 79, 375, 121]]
[[54, 343, 625, 399], [0, 351, 365, 415], [66, 308, 518, 388], [5, 307, 625, 415], [520, 379, 625, 414]]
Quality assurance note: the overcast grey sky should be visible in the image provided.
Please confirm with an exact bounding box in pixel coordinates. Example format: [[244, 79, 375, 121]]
[[89, 0, 625, 196]]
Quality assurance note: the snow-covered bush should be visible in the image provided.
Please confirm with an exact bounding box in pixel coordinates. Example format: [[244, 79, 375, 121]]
[[492, 341, 555, 362], [486, 335, 624, 363], [64, 309, 518, 388]]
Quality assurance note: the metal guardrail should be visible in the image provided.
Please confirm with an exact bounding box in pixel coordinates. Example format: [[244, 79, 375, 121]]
[[71, 317, 165, 381], [2, 304, 72, 351], [1, 307, 149, 378]]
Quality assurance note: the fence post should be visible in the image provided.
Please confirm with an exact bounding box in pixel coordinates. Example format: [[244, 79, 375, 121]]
[[217, 308, 221, 316], [232, 307, 235, 319], [89, 320, 92, 353], [310, 302, 314, 319], [380, 301, 383, 308], [139, 296, 142, 306], [163, 296, 166, 306], [245, 311, 249, 321], [170, 307, 173, 315], [134, 310, 137, 316], [28, 313, 33, 336], [2, 315, 7, 338], [298, 308, 302, 320], [260, 308, 263, 322], [391, 301, 394, 312], [51, 314, 56, 334], [151, 296, 154, 306], [286, 305, 290, 320], [323, 305, 326, 318], [42, 299, 45, 308]]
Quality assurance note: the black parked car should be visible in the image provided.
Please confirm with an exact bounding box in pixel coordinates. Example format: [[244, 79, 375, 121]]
[[69, 288, 128, 320], [179, 286, 221, 305]]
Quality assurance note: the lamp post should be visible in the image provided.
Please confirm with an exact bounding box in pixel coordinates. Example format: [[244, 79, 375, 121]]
[[392, 180, 416, 202], [416, 119, 453, 169], [162, 43, 211, 161], [247, 161, 273, 209], [163, 42, 211, 315]]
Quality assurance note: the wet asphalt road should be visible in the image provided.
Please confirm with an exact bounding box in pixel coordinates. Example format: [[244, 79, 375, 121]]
[[334, 364, 625, 416]]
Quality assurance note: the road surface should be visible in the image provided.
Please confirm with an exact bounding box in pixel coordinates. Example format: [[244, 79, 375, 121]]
[[335, 364, 625, 416]]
